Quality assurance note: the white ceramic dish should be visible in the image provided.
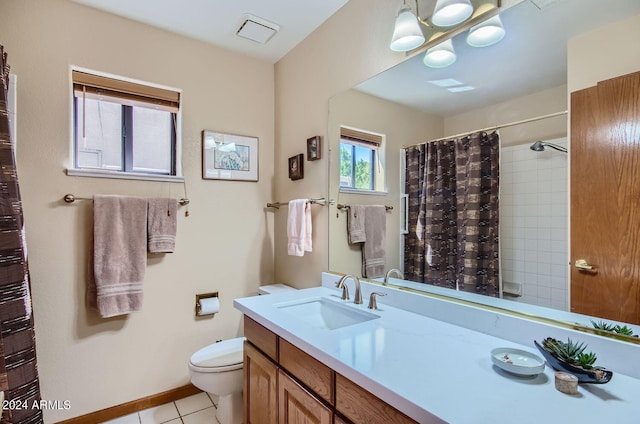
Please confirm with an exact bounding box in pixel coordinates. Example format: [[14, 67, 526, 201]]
[[491, 347, 545, 376]]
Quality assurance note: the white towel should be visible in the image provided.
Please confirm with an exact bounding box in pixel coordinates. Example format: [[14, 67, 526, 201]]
[[89, 195, 148, 318], [287, 199, 312, 256]]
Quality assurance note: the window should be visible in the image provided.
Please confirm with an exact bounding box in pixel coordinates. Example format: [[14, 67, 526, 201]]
[[70, 70, 181, 181], [339, 127, 385, 192]]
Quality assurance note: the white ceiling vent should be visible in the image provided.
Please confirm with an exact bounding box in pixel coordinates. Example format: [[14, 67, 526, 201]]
[[236, 14, 280, 44]]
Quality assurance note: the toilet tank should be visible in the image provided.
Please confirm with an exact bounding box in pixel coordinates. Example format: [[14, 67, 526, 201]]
[[258, 284, 296, 295]]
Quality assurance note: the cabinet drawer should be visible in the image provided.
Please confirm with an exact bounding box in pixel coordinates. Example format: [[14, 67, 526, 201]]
[[244, 316, 278, 361], [279, 338, 334, 405], [335, 373, 418, 424]]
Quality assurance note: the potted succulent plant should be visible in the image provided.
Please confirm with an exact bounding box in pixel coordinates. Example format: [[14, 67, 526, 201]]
[[591, 320, 637, 337], [534, 337, 613, 384]]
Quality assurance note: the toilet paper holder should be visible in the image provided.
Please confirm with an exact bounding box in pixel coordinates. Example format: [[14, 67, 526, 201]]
[[195, 292, 219, 317]]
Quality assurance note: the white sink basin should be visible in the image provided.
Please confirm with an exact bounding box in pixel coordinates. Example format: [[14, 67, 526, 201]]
[[275, 297, 380, 330]]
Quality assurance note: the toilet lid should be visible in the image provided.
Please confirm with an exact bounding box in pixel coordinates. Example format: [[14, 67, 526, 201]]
[[190, 337, 245, 371]]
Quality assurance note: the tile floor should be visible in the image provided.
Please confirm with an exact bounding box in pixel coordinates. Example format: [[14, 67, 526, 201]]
[[102, 392, 219, 424]]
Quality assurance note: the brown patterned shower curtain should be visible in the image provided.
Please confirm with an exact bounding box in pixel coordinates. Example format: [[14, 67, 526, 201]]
[[404, 130, 500, 297], [0, 46, 43, 424]]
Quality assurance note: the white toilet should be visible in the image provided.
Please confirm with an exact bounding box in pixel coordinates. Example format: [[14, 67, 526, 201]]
[[188, 337, 245, 424], [188, 284, 295, 424]]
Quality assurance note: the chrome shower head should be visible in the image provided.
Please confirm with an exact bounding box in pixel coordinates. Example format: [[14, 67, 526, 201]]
[[530, 141, 545, 151], [529, 141, 567, 153]]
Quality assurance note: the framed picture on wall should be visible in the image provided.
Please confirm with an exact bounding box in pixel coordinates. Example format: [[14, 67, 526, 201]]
[[202, 130, 259, 182], [288, 154, 304, 180], [307, 136, 322, 161]]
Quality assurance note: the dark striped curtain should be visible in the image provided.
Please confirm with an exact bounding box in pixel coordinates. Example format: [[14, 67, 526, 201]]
[[0, 45, 43, 424], [404, 130, 500, 297]]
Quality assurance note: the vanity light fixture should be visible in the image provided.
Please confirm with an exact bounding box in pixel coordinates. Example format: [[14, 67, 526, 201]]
[[432, 0, 474, 27], [423, 38, 457, 68], [390, 3, 426, 52], [389, 0, 502, 64], [466, 14, 505, 47]]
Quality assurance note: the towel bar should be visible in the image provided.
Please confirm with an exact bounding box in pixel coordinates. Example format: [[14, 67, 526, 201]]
[[266, 198, 332, 209], [63, 193, 190, 206], [337, 204, 393, 211]]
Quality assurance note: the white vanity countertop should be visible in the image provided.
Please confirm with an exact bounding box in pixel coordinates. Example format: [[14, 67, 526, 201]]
[[234, 286, 640, 424]]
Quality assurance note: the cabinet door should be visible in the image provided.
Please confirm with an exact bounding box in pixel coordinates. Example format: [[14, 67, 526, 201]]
[[245, 341, 278, 424], [279, 370, 332, 424]]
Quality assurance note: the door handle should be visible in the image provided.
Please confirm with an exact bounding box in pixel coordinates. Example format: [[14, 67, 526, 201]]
[[575, 259, 595, 271]]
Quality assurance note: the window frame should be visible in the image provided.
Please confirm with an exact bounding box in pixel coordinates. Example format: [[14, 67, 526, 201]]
[[67, 67, 183, 183]]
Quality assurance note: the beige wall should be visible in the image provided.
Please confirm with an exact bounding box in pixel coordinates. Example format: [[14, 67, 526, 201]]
[[444, 84, 568, 148], [568, 14, 640, 93], [328, 89, 441, 276], [0, 0, 274, 421], [273, 0, 408, 287]]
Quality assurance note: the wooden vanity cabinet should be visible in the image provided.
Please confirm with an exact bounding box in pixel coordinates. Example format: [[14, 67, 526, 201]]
[[245, 314, 278, 360], [244, 341, 278, 424], [279, 338, 334, 405], [243, 316, 418, 424], [279, 369, 332, 424], [335, 374, 416, 424]]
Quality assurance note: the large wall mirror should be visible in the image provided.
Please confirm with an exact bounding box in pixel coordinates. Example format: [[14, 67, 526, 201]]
[[328, 0, 640, 341]]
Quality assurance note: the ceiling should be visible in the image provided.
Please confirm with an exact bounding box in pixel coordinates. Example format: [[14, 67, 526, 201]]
[[356, 0, 640, 116], [69, 0, 640, 114], [70, 0, 350, 63]]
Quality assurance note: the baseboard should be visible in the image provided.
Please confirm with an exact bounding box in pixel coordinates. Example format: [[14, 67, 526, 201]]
[[55, 384, 202, 424]]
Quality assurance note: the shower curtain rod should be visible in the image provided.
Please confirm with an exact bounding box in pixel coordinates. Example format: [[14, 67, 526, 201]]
[[402, 110, 568, 149]]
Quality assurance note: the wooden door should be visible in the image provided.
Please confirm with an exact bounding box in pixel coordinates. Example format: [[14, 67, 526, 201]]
[[278, 370, 332, 424], [570, 70, 640, 325], [244, 341, 278, 424]]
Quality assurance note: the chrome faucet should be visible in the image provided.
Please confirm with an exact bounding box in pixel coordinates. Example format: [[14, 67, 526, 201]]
[[383, 268, 404, 285], [336, 274, 362, 304], [368, 292, 387, 310]]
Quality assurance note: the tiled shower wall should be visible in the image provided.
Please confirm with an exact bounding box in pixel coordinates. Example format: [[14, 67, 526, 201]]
[[500, 138, 569, 310]]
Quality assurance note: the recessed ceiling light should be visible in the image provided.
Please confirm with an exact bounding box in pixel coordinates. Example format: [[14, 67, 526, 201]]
[[447, 86, 475, 92], [427, 78, 463, 87], [236, 14, 280, 44]]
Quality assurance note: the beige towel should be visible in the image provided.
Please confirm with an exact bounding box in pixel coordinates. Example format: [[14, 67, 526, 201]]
[[361, 205, 387, 278], [287, 199, 312, 256], [347, 205, 366, 244], [148, 198, 177, 253], [89, 195, 148, 318]]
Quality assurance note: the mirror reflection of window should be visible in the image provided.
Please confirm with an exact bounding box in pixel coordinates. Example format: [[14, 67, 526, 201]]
[[339, 127, 385, 193]]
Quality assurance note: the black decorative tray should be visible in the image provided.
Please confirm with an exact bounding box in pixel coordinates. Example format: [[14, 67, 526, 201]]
[[534, 341, 613, 384]]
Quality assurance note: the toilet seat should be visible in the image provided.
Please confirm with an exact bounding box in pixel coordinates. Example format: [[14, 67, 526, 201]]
[[189, 337, 245, 373]]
